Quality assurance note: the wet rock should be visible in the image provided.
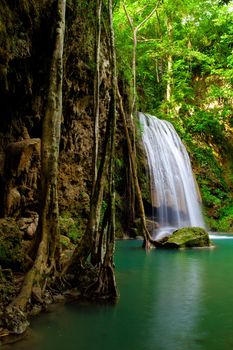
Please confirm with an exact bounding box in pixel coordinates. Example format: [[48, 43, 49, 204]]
[[136, 236, 144, 240], [131, 218, 159, 237], [53, 294, 65, 303], [26, 222, 36, 238], [30, 305, 42, 317], [156, 227, 211, 248], [5, 188, 21, 217], [146, 219, 159, 234], [4, 307, 29, 335], [17, 213, 39, 239], [18, 215, 39, 239]]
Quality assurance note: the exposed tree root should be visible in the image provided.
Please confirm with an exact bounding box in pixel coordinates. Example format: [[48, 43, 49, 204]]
[[84, 264, 118, 301]]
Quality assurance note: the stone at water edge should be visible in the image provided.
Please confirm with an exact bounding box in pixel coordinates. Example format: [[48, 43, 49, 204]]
[[131, 218, 159, 238], [4, 307, 30, 335], [156, 227, 212, 248]]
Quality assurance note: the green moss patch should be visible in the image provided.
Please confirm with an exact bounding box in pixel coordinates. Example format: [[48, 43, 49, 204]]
[[0, 219, 25, 270]]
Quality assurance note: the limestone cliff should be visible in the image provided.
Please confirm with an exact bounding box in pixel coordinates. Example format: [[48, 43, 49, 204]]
[[0, 0, 128, 229]]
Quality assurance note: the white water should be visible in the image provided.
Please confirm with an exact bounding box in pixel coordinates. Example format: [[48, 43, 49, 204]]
[[139, 112, 205, 240], [209, 234, 233, 240]]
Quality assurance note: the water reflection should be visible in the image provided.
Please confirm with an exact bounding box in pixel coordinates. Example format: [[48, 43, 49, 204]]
[[147, 252, 205, 349]]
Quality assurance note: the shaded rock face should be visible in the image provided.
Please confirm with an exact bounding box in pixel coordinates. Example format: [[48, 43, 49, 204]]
[[0, 0, 53, 145], [4, 306, 29, 335], [0, 1, 120, 220], [0, 268, 16, 310], [130, 218, 159, 238], [157, 227, 211, 248], [4, 139, 40, 216]]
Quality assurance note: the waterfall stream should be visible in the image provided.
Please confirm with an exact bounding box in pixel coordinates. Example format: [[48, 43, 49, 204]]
[[139, 112, 205, 240]]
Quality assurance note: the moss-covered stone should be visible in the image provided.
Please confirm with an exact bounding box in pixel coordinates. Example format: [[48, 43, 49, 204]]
[[0, 218, 25, 270], [157, 227, 211, 248], [59, 214, 82, 244], [132, 218, 159, 238]]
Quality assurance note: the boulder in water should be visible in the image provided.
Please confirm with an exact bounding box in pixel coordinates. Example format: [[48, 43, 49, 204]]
[[156, 227, 211, 248]]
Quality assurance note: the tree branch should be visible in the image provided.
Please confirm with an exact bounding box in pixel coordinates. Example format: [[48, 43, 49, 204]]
[[136, 0, 161, 32], [122, 0, 134, 30]]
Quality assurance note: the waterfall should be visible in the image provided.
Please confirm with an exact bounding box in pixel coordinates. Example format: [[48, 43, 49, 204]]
[[139, 112, 205, 240]]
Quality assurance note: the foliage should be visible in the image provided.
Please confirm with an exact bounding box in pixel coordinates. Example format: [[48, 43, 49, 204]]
[[0, 220, 25, 271], [100, 199, 108, 224], [186, 111, 225, 140], [59, 212, 82, 243], [206, 202, 233, 232], [114, 0, 233, 231]]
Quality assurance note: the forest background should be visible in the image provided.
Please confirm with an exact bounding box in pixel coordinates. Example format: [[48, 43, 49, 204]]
[[114, 0, 233, 232]]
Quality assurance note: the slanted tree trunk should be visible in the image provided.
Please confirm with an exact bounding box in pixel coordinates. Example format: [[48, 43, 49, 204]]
[[126, 158, 135, 229], [7, 0, 66, 314], [122, 0, 160, 228], [117, 86, 157, 249], [122, 0, 160, 115]]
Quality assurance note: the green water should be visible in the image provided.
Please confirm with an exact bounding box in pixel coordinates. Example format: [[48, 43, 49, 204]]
[[9, 236, 233, 350]]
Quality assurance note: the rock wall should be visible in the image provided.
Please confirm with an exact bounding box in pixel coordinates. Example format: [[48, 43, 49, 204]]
[[0, 1, 126, 225]]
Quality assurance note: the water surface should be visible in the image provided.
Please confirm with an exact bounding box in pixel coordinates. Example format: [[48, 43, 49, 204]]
[[8, 236, 233, 350]]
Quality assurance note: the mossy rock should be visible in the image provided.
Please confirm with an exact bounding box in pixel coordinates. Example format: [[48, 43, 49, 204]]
[[132, 218, 159, 238], [60, 234, 75, 250], [59, 214, 81, 243], [157, 227, 211, 248], [0, 218, 25, 270]]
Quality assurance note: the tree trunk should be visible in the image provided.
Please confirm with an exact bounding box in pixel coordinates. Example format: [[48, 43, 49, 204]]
[[91, 0, 104, 265], [7, 0, 66, 313], [166, 54, 173, 102], [116, 86, 156, 249], [92, 0, 103, 195], [122, 0, 160, 229], [166, 17, 173, 108], [93, 0, 118, 299], [122, 0, 160, 116], [126, 158, 135, 229]]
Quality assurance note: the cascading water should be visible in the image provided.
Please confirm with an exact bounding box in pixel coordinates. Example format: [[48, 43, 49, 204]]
[[139, 112, 205, 240]]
